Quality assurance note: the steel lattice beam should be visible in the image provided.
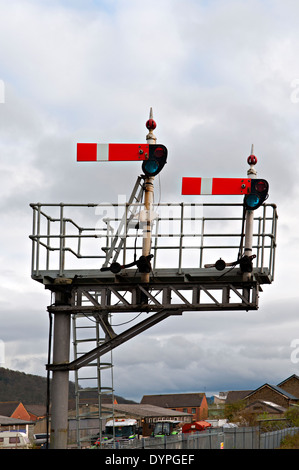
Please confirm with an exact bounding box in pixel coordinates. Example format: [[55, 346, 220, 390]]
[[46, 279, 259, 372], [47, 308, 180, 371], [48, 281, 259, 315]]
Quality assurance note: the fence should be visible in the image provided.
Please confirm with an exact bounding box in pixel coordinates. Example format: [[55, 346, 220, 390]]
[[260, 427, 299, 449], [99, 426, 299, 450]]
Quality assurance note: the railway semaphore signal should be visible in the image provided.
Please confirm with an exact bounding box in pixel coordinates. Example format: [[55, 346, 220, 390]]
[[77, 108, 167, 282], [182, 145, 269, 278], [182, 147, 269, 211], [77, 117, 167, 177]]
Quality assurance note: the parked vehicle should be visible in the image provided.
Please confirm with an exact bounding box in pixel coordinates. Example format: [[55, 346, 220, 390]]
[[182, 420, 211, 434], [33, 433, 49, 446], [91, 418, 138, 447], [0, 431, 31, 449], [151, 420, 181, 437]]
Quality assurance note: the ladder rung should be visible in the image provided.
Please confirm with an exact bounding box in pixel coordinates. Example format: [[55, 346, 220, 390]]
[[74, 338, 98, 343], [76, 378, 98, 382]]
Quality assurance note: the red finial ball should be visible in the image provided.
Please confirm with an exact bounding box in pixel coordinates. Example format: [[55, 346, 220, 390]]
[[247, 154, 257, 165], [146, 119, 156, 130]]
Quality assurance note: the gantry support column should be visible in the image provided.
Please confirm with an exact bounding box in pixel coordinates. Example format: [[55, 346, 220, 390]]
[[50, 290, 71, 449]]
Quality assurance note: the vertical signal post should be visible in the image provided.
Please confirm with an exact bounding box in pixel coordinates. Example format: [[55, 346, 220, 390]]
[[142, 109, 156, 283], [243, 145, 257, 281]]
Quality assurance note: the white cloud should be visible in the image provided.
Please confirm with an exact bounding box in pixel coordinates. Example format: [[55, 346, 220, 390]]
[[110, 297, 299, 400], [0, 0, 298, 401]]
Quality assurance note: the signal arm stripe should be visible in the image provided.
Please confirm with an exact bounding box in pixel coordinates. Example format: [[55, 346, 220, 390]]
[[97, 144, 109, 161], [201, 178, 213, 194]]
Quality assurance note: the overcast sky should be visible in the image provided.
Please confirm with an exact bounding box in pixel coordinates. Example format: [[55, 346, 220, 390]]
[[1, 0, 299, 402]]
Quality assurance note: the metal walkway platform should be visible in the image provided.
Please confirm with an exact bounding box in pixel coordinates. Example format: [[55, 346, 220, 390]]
[[30, 200, 277, 287], [29, 199, 278, 374]]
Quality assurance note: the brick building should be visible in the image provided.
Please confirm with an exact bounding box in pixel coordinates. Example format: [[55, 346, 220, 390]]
[[224, 375, 299, 410], [141, 393, 208, 421], [244, 383, 299, 409], [277, 374, 299, 398], [0, 402, 46, 422]]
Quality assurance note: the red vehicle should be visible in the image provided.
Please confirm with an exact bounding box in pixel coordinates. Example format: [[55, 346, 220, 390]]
[[182, 421, 211, 434]]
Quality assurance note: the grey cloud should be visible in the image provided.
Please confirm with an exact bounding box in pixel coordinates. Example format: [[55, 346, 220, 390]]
[[0, 0, 298, 401]]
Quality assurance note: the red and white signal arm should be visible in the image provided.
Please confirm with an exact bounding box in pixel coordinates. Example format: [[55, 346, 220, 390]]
[[182, 177, 252, 195], [77, 143, 150, 162]]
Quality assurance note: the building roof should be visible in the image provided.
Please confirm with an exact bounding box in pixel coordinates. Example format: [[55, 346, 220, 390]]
[[214, 392, 228, 400], [262, 401, 286, 413], [102, 403, 191, 419], [225, 391, 253, 404], [25, 404, 47, 417], [0, 402, 19, 417], [0, 402, 46, 420], [0, 415, 33, 426], [277, 374, 299, 387], [68, 396, 116, 411], [140, 393, 206, 408], [244, 384, 299, 401], [244, 400, 286, 414]]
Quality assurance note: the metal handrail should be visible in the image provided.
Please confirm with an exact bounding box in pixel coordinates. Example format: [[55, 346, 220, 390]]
[[29, 202, 278, 280]]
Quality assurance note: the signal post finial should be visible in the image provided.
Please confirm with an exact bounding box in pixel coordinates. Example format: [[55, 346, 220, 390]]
[[247, 144, 257, 177], [146, 107, 157, 144]]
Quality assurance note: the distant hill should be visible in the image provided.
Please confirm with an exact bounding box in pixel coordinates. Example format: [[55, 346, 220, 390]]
[[0, 367, 136, 405], [0, 367, 76, 405]]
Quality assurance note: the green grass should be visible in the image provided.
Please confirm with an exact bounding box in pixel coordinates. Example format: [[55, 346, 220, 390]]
[[279, 433, 299, 449]]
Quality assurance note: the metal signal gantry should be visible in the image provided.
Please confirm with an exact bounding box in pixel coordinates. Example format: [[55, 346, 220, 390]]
[[30, 112, 277, 449]]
